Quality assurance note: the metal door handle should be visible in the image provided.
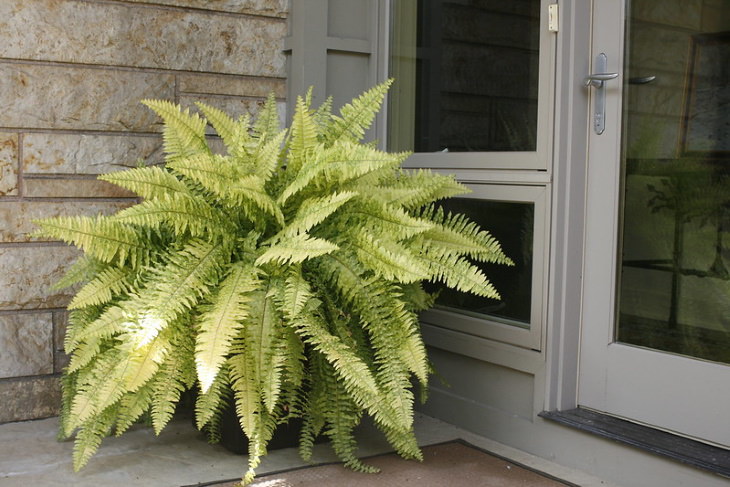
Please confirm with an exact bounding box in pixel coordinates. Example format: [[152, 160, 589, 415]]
[[585, 53, 617, 135], [628, 75, 656, 85], [584, 72, 619, 87]]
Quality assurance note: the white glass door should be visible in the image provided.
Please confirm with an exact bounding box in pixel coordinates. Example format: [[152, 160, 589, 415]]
[[578, 0, 730, 447]]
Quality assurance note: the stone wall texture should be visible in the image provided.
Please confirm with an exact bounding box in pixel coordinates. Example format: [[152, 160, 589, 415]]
[[0, 0, 288, 423]]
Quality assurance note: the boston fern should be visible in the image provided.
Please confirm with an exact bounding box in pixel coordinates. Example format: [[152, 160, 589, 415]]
[[34, 80, 511, 484]]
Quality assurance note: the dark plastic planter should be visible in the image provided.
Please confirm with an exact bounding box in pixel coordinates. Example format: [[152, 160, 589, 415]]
[[216, 402, 303, 454]]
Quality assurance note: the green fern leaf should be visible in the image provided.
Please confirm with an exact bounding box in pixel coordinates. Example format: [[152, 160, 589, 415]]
[[195, 102, 252, 161], [349, 199, 432, 240], [418, 205, 513, 264], [288, 94, 318, 173], [112, 192, 226, 238], [252, 93, 281, 142], [195, 365, 229, 430], [379, 169, 470, 209], [117, 332, 170, 391], [149, 332, 194, 434], [280, 191, 356, 237], [67, 336, 102, 374], [33, 216, 145, 266], [142, 99, 209, 162], [352, 231, 429, 283], [195, 261, 260, 393], [72, 406, 117, 471], [69, 350, 122, 425], [169, 154, 284, 225], [138, 239, 229, 331], [324, 79, 393, 144], [253, 129, 287, 182], [115, 382, 154, 435], [68, 267, 135, 310], [99, 166, 191, 200], [51, 257, 103, 291], [279, 267, 314, 318], [228, 349, 260, 437], [66, 305, 128, 353], [420, 248, 501, 298], [255, 233, 339, 266]]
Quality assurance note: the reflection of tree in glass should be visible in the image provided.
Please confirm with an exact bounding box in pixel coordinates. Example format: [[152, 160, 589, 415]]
[[644, 157, 729, 280]]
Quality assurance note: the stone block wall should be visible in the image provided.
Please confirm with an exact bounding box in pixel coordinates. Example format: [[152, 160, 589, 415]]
[[0, 0, 288, 423]]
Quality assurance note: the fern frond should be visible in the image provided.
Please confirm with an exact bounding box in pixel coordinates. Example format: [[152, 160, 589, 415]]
[[195, 365, 229, 430], [114, 382, 154, 435], [67, 337, 103, 373], [72, 406, 118, 471], [142, 99, 209, 162], [51, 257, 103, 291], [316, 254, 415, 429], [149, 330, 195, 434], [169, 154, 284, 225], [252, 93, 281, 142], [288, 94, 318, 174], [313, 95, 333, 129], [277, 144, 331, 205], [324, 79, 393, 144], [418, 205, 513, 264], [117, 331, 170, 391], [138, 239, 229, 331], [351, 231, 429, 283], [195, 102, 252, 161], [66, 305, 128, 353], [253, 129, 287, 182], [323, 376, 378, 474], [299, 354, 328, 461], [349, 199, 432, 240], [228, 347, 260, 438], [379, 169, 470, 209], [69, 350, 122, 425], [291, 312, 381, 408], [99, 166, 191, 200], [112, 191, 227, 238], [419, 248, 501, 298], [324, 142, 403, 184], [33, 216, 145, 267], [68, 267, 135, 310], [280, 191, 356, 237], [58, 370, 79, 439], [255, 233, 338, 266], [279, 267, 314, 318], [241, 287, 282, 412], [195, 261, 260, 393]]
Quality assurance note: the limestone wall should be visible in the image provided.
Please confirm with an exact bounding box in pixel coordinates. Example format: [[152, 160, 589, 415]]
[[0, 0, 288, 423]]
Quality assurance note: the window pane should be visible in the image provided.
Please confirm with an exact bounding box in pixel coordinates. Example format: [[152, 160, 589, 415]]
[[388, 0, 540, 153], [426, 198, 534, 327], [617, 3, 730, 364]]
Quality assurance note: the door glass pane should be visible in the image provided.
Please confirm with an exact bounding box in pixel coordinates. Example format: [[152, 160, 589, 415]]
[[388, 0, 540, 153], [617, 0, 730, 364], [426, 198, 534, 327]]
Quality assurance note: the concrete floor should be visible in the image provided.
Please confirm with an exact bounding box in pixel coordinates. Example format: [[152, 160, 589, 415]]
[[0, 413, 617, 486]]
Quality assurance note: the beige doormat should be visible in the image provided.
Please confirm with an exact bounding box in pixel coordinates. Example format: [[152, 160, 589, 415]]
[[196, 440, 576, 487]]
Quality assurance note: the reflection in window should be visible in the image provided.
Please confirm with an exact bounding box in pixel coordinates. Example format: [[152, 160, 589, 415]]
[[426, 198, 534, 327], [388, 0, 540, 153], [617, 3, 730, 364]]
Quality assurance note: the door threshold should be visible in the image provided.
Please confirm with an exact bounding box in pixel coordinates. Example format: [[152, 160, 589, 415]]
[[539, 408, 729, 478]]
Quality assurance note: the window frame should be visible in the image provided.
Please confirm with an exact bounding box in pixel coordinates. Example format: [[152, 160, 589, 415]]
[[419, 182, 549, 351], [385, 0, 556, 171]]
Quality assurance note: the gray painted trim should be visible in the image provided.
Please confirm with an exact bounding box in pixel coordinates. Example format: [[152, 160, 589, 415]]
[[543, 0, 592, 412]]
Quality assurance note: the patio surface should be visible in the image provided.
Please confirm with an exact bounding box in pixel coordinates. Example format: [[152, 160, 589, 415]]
[[0, 412, 617, 486]]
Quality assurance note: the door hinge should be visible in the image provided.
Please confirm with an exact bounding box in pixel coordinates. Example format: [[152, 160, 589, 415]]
[[548, 4, 559, 32]]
